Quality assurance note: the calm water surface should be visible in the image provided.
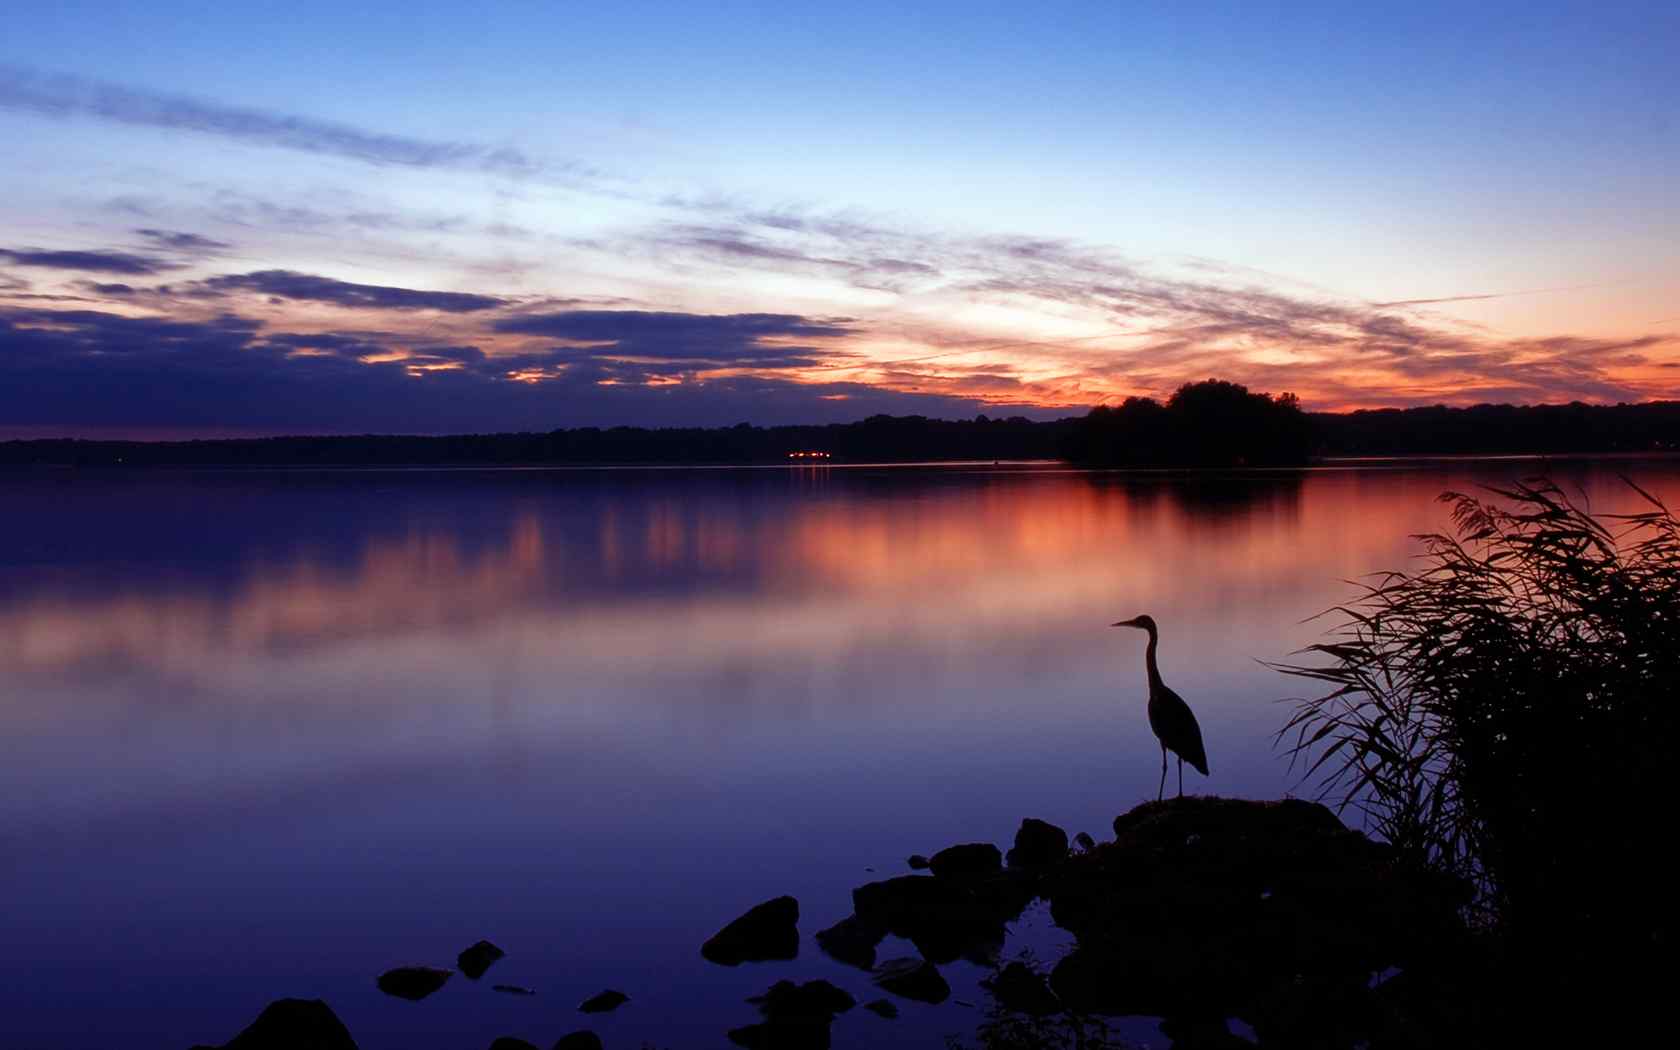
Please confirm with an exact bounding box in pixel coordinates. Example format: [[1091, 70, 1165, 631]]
[[3, 460, 1677, 1048]]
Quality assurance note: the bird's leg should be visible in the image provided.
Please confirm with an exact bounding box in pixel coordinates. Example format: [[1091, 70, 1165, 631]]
[[1177, 757, 1184, 798], [1158, 745, 1167, 802]]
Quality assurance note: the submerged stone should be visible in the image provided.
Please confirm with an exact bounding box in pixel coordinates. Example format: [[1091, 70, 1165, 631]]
[[907, 854, 931, 870], [376, 967, 452, 1001], [551, 1033, 603, 1050], [815, 913, 886, 970], [748, 978, 857, 1020], [493, 984, 537, 996], [863, 998, 899, 1018], [701, 895, 800, 965], [872, 957, 951, 1004]]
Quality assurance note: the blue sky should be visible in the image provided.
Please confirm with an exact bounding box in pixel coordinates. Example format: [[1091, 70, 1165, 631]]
[[2, 2, 1677, 435]]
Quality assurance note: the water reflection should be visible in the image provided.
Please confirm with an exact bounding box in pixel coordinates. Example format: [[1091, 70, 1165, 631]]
[[1, 461, 1676, 1049]]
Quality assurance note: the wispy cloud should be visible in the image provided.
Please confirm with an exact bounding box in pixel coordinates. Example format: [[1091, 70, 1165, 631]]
[[201, 270, 508, 312], [135, 228, 231, 254], [0, 65, 591, 181], [0, 247, 174, 275]]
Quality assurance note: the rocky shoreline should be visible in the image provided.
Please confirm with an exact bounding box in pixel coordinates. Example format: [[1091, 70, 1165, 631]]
[[190, 797, 1469, 1049]]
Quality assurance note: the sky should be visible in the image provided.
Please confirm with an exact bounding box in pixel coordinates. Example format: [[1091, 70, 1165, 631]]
[[2, 1, 1677, 437]]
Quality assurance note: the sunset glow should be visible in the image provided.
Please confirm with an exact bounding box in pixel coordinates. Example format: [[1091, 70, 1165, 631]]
[[3, 4, 1677, 436]]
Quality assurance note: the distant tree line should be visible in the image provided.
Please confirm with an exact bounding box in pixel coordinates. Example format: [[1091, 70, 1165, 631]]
[[4, 382, 1680, 467]]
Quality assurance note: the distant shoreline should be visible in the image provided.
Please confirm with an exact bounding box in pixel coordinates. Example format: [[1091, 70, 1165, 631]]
[[3, 400, 1679, 468]]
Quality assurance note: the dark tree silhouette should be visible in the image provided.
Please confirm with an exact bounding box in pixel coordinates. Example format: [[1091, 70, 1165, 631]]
[[1061, 380, 1313, 467]]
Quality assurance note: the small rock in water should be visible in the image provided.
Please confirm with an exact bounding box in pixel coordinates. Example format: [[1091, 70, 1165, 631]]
[[377, 967, 452, 1001], [863, 998, 899, 1019], [747, 978, 858, 1020], [872, 957, 951, 1004], [488, 1039, 539, 1050], [1007, 818, 1069, 868], [907, 854, 931, 870], [552, 1032, 603, 1050], [701, 895, 800, 965], [815, 913, 886, 971], [193, 998, 357, 1050], [578, 989, 630, 1013], [493, 984, 537, 996], [985, 961, 1061, 1016], [458, 939, 506, 980], [928, 843, 1002, 879]]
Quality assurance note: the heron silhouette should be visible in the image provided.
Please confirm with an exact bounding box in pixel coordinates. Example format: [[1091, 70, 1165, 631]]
[[1113, 615, 1209, 800]]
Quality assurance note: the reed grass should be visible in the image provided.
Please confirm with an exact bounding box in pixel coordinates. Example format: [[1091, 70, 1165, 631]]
[[1274, 478, 1679, 944]]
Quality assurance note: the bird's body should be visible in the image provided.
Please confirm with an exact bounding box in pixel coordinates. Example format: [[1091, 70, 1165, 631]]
[[1114, 615, 1209, 798]]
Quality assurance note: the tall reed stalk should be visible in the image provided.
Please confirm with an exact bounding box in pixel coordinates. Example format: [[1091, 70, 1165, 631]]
[[1275, 479, 1678, 948]]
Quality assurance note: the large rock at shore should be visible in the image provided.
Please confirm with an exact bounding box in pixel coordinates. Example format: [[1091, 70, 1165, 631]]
[[1043, 797, 1465, 1023], [1007, 818, 1069, 868], [376, 967, 452, 1001], [702, 896, 800, 965], [928, 842, 1002, 879], [191, 998, 358, 1050]]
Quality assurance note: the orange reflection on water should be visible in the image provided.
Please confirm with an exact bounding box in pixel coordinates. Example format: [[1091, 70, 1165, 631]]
[[3, 464, 1678, 693]]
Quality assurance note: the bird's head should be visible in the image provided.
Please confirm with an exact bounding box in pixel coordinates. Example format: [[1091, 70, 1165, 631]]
[[1111, 614, 1157, 633]]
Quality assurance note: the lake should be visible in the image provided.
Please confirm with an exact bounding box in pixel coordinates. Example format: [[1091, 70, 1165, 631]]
[[3, 458, 1676, 1049]]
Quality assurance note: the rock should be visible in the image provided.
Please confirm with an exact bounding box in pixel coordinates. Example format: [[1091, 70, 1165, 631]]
[[197, 998, 358, 1049], [729, 979, 855, 1050], [458, 939, 505, 980], [377, 967, 452, 1001], [552, 1033, 603, 1050], [1042, 796, 1464, 1024], [907, 854, 931, 870], [488, 1040, 539, 1050], [578, 989, 629, 1013], [984, 961, 1061, 1016], [815, 913, 886, 970], [1006, 818, 1069, 868], [1074, 832, 1097, 852], [701, 895, 800, 965], [493, 984, 536, 996], [863, 998, 899, 1018], [872, 957, 951, 1004], [747, 979, 857, 1020], [928, 842, 1002, 879], [851, 872, 1034, 966]]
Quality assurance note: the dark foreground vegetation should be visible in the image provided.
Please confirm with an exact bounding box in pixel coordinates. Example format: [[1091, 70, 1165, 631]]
[[6, 384, 1680, 467], [1276, 479, 1677, 1042]]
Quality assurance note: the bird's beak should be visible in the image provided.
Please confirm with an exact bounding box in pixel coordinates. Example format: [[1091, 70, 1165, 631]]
[[1111, 619, 1136, 628]]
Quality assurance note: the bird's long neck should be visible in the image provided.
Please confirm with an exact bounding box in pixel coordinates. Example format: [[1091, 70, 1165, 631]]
[[1144, 629, 1164, 691]]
